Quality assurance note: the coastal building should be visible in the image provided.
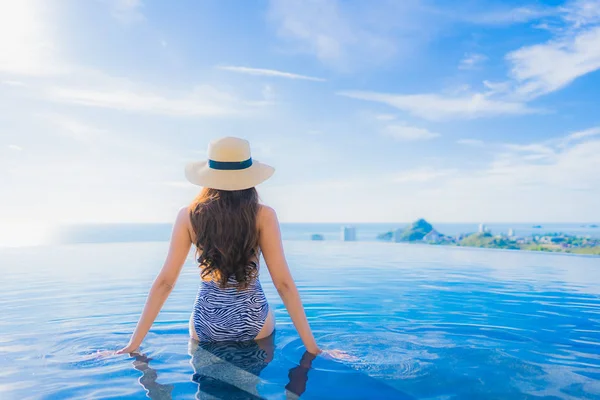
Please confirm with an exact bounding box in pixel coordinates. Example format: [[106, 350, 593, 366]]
[[478, 223, 486, 233], [423, 230, 442, 243], [508, 228, 515, 237], [342, 226, 356, 241]]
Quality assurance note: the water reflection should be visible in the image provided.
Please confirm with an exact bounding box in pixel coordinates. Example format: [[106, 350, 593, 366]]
[[129, 332, 314, 399], [130, 353, 174, 399]]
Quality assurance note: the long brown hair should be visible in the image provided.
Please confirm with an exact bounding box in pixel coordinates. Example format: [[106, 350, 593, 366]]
[[189, 187, 260, 289]]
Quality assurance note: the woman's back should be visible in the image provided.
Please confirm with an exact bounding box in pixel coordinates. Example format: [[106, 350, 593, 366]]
[[118, 137, 319, 356], [189, 200, 276, 342]]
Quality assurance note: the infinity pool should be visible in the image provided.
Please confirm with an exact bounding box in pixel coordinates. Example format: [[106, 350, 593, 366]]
[[1, 241, 600, 399]]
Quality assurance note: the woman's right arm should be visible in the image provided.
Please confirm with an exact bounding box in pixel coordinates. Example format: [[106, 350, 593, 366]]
[[258, 206, 320, 355], [116, 207, 192, 354]]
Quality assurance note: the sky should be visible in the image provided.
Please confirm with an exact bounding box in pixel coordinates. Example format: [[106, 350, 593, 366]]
[[1, 0, 600, 233]]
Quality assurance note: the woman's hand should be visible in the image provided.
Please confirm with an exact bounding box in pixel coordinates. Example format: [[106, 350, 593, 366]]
[[115, 343, 140, 355], [321, 349, 358, 362], [306, 345, 322, 356]]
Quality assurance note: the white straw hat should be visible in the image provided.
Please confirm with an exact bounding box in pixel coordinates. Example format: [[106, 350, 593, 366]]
[[185, 137, 275, 191]]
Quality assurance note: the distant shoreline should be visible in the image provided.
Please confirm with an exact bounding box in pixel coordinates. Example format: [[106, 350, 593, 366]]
[[368, 239, 600, 258], [372, 219, 600, 256]]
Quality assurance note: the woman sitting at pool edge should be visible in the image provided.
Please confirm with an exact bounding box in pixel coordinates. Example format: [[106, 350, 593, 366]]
[[117, 137, 321, 356]]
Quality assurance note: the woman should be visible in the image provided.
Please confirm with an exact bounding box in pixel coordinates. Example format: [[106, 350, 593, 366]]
[[117, 136, 320, 355]]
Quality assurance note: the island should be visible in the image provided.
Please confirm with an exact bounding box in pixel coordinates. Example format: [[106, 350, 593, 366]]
[[376, 231, 393, 241], [377, 219, 600, 256], [311, 234, 325, 241]]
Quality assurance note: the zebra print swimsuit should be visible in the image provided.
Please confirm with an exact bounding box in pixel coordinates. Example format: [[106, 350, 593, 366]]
[[192, 276, 270, 342]]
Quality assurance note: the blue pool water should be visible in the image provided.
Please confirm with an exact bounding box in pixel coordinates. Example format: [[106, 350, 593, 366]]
[[1, 240, 600, 399]]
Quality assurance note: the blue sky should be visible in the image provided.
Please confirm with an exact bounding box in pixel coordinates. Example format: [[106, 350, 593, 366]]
[[1, 0, 599, 233]]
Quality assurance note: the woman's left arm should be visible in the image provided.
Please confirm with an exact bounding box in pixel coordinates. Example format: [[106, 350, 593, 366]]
[[117, 207, 193, 354]]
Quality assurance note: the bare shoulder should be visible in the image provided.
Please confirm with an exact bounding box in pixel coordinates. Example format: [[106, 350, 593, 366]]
[[176, 206, 192, 224], [175, 206, 193, 241], [258, 205, 278, 228]]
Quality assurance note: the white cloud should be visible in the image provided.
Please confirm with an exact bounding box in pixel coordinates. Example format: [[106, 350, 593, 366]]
[[558, 126, 600, 147], [162, 181, 192, 189], [217, 66, 325, 82], [37, 113, 191, 161], [110, 0, 145, 24], [8, 145, 23, 151], [459, 53, 487, 70], [383, 124, 440, 141], [482, 126, 600, 190], [462, 5, 556, 25], [40, 113, 110, 143], [563, 0, 600, 27], [0, 0, 145, 78], [507, 25, 600, 98], [338, 3, 600, 120], [268, 0, 387, 66], [265, 135, 600, 222], [1, 80, 26, 87], [482, 80, 512, 96], [490, 126, 600, 165], [565, 126, 600, 140], [0, 0, 267, 120], [393, 167, 456, 183], [497, 143, 557, 163], [400, 129, 600, 221], [261, 84, 275, 102], [374, 114, 397, 121], [339, 91, 535, 120], [0, 0, 67, 76], [399, 127, 599, 220], [457, 139, 485, 147], [503, 143, 556, 156], [267, 0, 435, 69], [484, 139, 599, 191], [200, 125, 600, 223], [43, 83, 256, 117]]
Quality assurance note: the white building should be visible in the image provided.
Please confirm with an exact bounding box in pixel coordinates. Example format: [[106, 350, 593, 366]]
[[508, 228, 515, 237], [342, 226, 356, 241], [478, 223, 486, 233]]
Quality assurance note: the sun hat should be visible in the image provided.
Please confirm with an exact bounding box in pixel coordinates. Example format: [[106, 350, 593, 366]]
[[185, 137, 275, 191]]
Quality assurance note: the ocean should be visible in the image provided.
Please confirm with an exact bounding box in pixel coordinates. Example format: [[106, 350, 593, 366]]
[[45, 222, 600, 246]]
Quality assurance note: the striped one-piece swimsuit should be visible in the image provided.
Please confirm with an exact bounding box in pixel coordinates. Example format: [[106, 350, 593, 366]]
[[192, 276, 270, 342]]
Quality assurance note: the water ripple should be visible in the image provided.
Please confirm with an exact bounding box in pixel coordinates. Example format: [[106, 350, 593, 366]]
[[1, 241, 600, 399]]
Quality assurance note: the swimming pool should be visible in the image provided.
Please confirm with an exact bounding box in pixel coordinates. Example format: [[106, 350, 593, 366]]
[[1, 241, 600, 399]]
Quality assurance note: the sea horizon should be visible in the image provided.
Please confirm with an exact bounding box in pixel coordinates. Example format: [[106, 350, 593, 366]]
[[2, 221, 597, 248]]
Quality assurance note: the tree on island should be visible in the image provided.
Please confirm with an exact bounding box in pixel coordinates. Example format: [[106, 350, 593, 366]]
[[399, 219, 434, 241], [459, 232, 519, 249]]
